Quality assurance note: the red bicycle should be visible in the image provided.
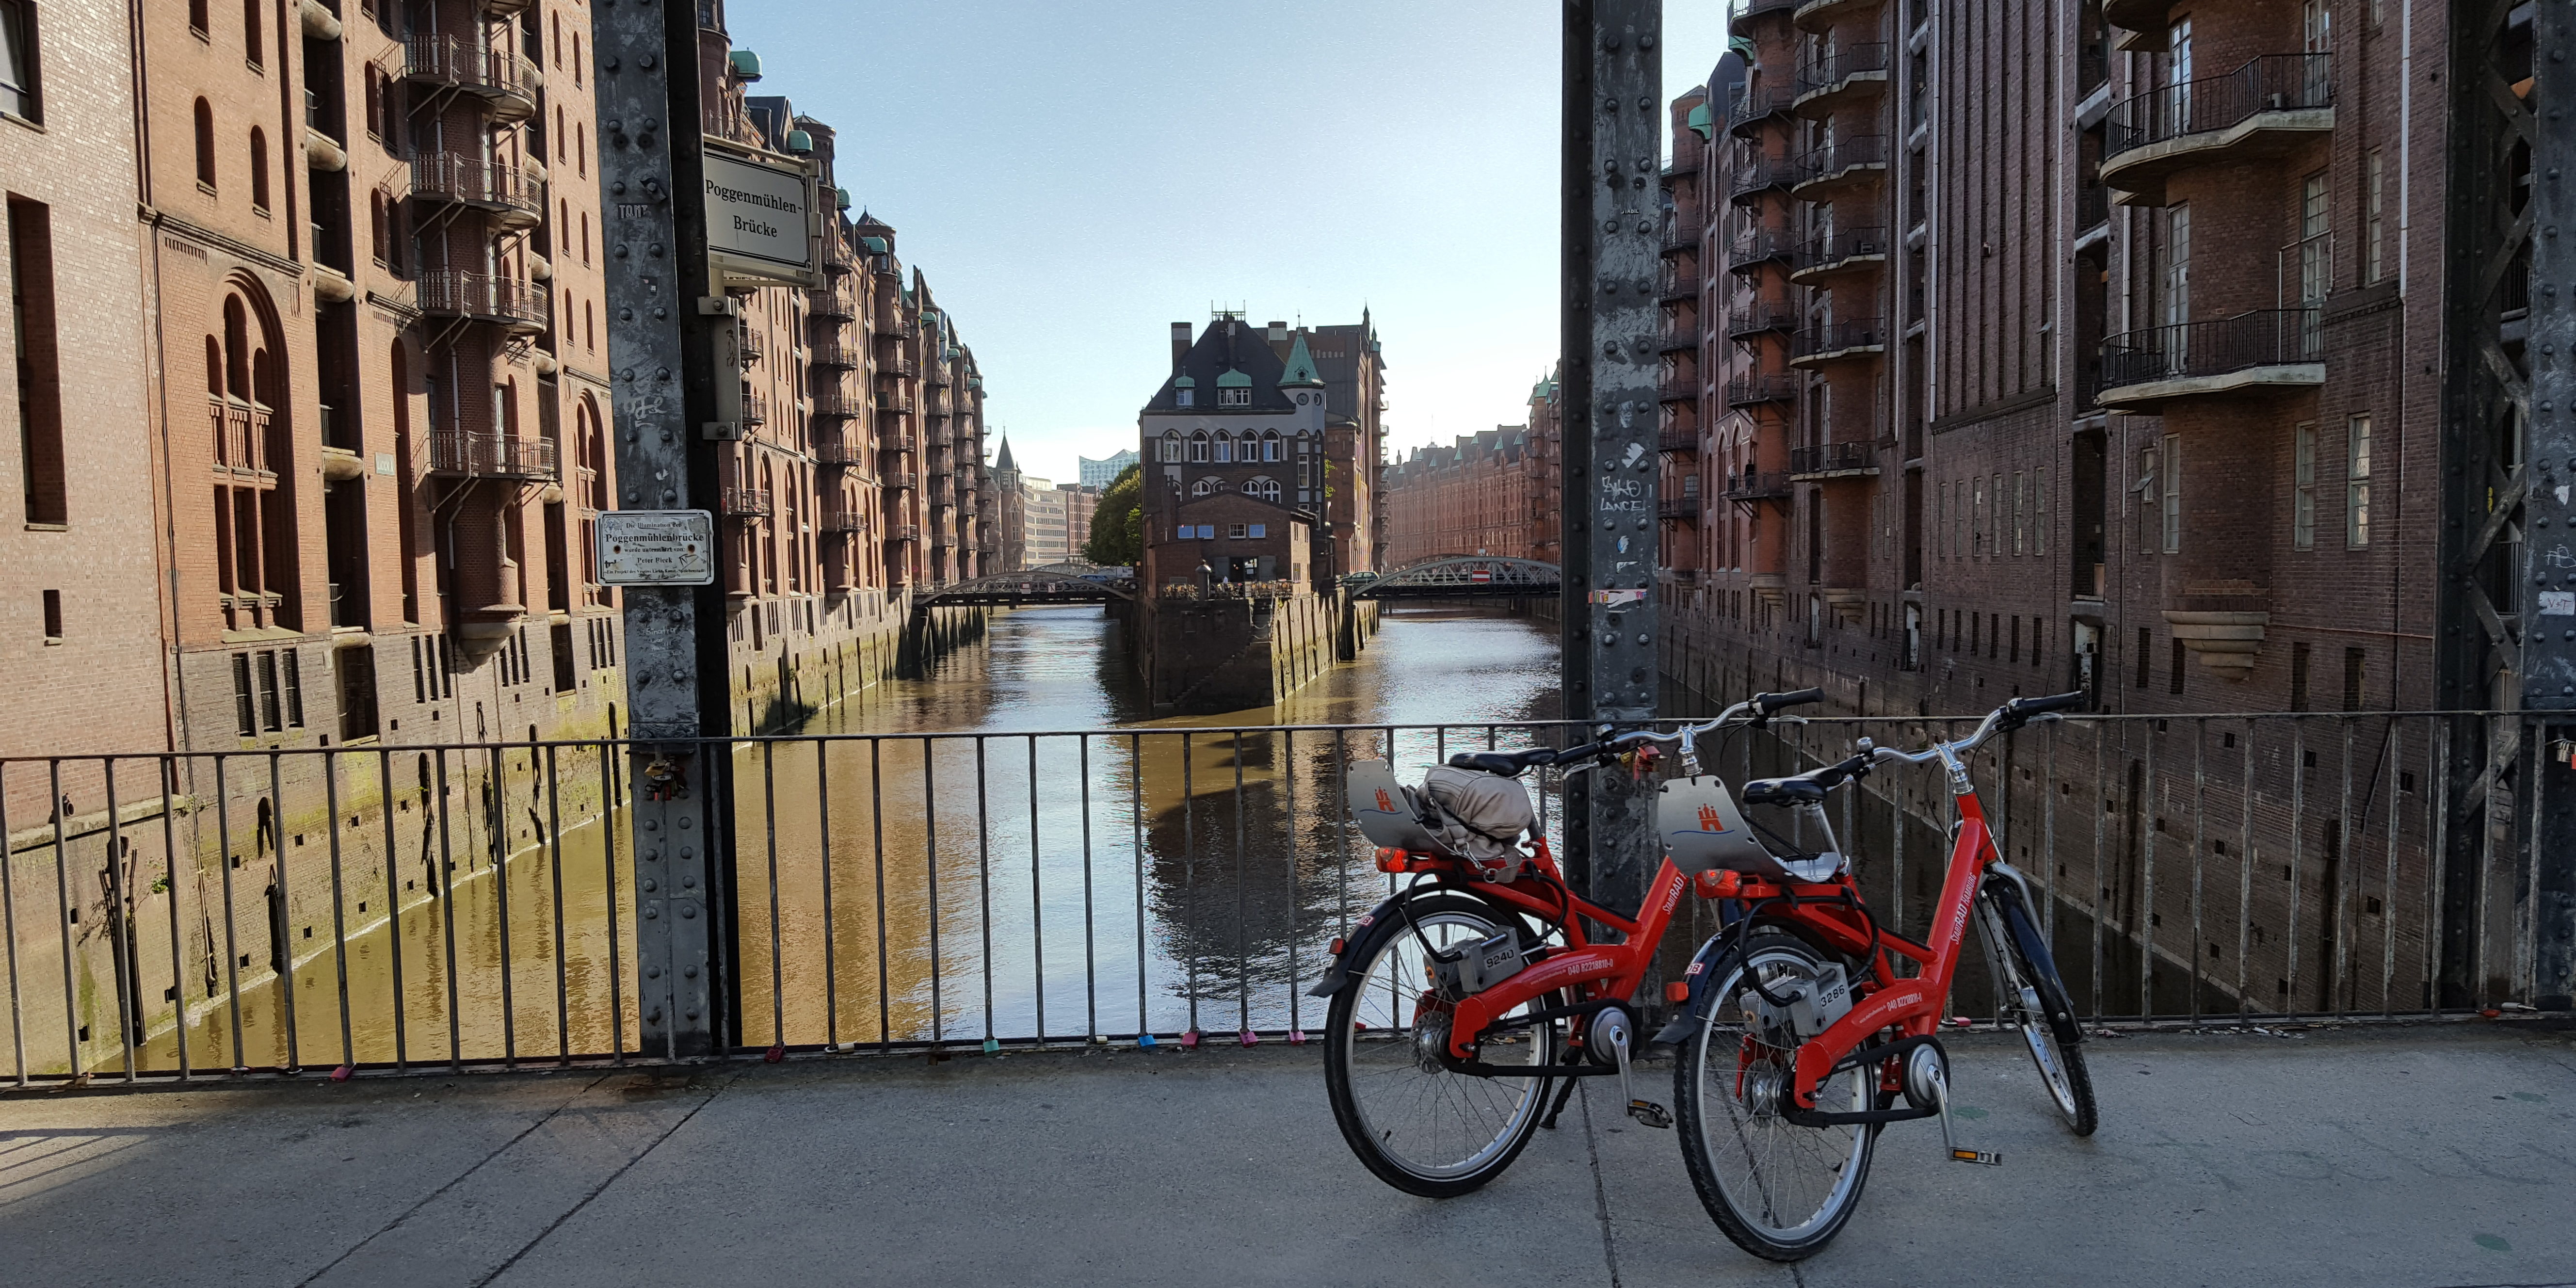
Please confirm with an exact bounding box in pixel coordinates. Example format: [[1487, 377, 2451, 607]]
[[1313, 691, 2095, 1261]]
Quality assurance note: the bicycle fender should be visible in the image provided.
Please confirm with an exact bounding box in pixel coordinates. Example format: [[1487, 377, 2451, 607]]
[[1649, 925, 1747, 1046], [1304, 893, 1413, 998], [1982, 870, 2084, 1046]]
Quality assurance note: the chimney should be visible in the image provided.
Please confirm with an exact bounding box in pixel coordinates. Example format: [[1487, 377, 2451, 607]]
[[1170, 322, 1191, 371], [1267, 320, 1287, 342]]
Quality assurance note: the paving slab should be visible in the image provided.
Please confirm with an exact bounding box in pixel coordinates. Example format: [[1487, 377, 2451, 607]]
[[1, 1025, 2570, 1288]]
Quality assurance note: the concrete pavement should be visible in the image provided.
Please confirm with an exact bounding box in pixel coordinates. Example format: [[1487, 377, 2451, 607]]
[[2, 1024, 2571, 1288]]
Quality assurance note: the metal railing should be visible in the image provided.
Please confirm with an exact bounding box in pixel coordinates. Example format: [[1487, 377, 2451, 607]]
[[809, 290, 856, 322], [810, 389, 863, 419], [414, 271, 549, 331], [1798, 42, 1890, 94], [1726, 372, 1800, 405], [1729, 152, 1796, 200], [427, 432, 555, 479], [2078, 180, 2110, 231], [1724, 468, 1793, 500], [2105, 54, 2334, 161], [1728, 226, 1797, 272], [1657, 370, 1702, 402], [1792, 134, 1889, 187], [402, 35, 541, 111], [878, 389, 915, 415], [1658, 427, 1700, 453], [1791, 317, 1888, 360], [809, 336, 856, 370], [741, 390, 769, 427], [1658, 495, 1700, 521], [1731, 0, 1796, 28], [1658, 322, 1704, 354], [813, 436, 864, 467], [0, 711, 2532, 1087], [410, 155, 544, 219], [1789, 441, 1875, 475], [1725, 297, 1800, 338], [819, 509, 867, 533], [2101, 308, 2324, 391], [1795, 225, 1890, 273], [721, 485, 773, 517], [1730, 83, 1798, 133]]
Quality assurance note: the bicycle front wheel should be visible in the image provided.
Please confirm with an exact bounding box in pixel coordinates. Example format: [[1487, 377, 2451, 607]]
[[1322, 893, 1558, 1198], [1980, 884, 2098, 1136], [1673, 931, 1878, 1262]]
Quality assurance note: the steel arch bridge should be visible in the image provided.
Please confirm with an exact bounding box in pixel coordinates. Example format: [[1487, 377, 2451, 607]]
[[1351, 556, 1561, 600], [914, 563, 1136, 608]]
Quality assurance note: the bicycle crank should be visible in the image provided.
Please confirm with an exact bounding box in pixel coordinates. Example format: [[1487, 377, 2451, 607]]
[[1590, 1007, 1671, 1129], [1903, 1042, 2000, 1166]]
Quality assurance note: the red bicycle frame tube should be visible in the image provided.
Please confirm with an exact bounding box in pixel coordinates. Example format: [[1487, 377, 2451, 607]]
[[1785, 793, 1996, 1107], [1436, 839, 1690, 1059]]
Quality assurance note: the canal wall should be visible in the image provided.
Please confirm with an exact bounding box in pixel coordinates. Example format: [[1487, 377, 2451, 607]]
[[730, 589, 986, 734], [1136, 587, 1379, 717]]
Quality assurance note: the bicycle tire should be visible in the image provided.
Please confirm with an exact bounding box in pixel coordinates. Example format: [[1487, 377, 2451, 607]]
[[1673, 930, 1879, 1262], [1321, 892, 1558, 1198], [1981, 884, 2099, 1136]]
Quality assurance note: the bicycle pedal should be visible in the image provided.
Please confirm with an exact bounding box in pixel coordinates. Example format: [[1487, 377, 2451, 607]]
[[1948, 1148, 2003, 1166], [1626, 1099, 1674, 1129]]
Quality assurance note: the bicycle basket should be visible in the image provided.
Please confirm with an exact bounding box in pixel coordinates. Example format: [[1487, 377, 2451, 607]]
[[1656, 775, 1807, 880]]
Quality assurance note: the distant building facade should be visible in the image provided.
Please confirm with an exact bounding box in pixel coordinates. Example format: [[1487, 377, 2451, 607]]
[[1382, 424, 1545, 568], [1079, 450, 1138, 489]]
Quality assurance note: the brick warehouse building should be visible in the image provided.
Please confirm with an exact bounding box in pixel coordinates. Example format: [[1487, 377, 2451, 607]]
[[1382, 421, 1545, 568], [1642, 0, 2493, 1014]]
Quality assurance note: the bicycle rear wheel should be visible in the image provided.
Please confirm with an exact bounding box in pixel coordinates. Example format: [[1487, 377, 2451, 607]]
[[1672, 931, 1877, 1262], [1979, 883, 2098, 1136], [1322, 893, 1558, 1198]]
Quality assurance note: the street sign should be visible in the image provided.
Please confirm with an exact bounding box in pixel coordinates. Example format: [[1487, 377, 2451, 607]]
[[702, 140, 821, 288], [597, 509, 717, 585]]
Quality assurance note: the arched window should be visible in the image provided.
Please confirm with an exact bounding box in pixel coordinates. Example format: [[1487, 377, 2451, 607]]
[[580, 211, 591, 263], [1262, 430, 1282, 462], [1212, 431, 1233, 463], [1248, 476, 1280, 502], [1188, 431, 1209, 463], [370, 193, 390, 266], [193, 100, 217, 189], [242, 0, 262, 67], [189, 0, 209, 34], [1160, 430, 1182, 462], [204, 337, 223, 401], [1191, 478, 1216, 497], [584, 300, 596, 351], [248, 128, 270, 212]]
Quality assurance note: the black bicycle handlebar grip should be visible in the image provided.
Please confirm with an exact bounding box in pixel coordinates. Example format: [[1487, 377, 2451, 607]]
[[1756, 688, 1825, 714], [2006, 692, 2087, 718]]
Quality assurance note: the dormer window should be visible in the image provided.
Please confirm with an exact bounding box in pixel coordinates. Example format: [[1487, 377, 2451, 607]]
[[1218, 387, 1251, 408], [1174, 374, 1196, 409]]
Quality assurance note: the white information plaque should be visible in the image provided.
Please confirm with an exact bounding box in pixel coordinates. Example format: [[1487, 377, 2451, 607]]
[[597, 510, 716, 586]]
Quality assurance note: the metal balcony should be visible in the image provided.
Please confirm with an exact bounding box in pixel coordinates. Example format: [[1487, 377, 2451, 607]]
[[880, 433, 916, 452], [2097, 308, 2326, 410], [738, 326, 767, 365], [1658, 427, 1700, 455], [1789, 226, 1891, 283], [410, 154, 544, 227], [428, 432, 555, 480], [810, 388, 863, 419], [814, 436, 865, 467], [1660, 266, 1706, 304], [1788, 441, 1879, 479], [402, 36, 541, 121], [2102, 55, 2334, 204], [1727, 227, 1797, 274], [1789, 318, 1888, 366], [1658, 323, 1704, 355], [809, 336, 857, 370], [1658, 370, 1702, 404], [877, 353, 918, 377], [1728, 83, 1798, 138], [1796, 42, 1891, 117], [414, 271, 548, 334], [1726, 299, 1800, 339], [885, 471, 918, 491], [809, 290, 856, 322], [1789, 135, 1889, 200], [1723, 469, 1794, 502], [878, 389, 914, 415], [1728, 153, 1797, 205], [821, 239, 854, 275], [721, 486, 772, 517], [741, 390, 768, 427], [1726, 373, 1799, 406], [1658, 494, 1702, 522], [1730, 0, 1796, 33], [887, 524, 920, 542], [1794, 0, 1884, 32], [819, 509, 867, 533]]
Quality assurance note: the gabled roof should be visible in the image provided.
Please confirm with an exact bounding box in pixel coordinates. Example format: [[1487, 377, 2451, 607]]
[[1173, 490, 1318, 523], [1143, 318, 1297, 414], [1278, 333, 1325, 388]]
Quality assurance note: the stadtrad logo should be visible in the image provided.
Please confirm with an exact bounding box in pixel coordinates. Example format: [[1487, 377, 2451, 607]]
[[1374, 788, 1395, 812], [1696, 804, 1726, 832]]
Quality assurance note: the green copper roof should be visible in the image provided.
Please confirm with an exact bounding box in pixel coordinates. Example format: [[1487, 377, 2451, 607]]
[[728, 50, 763, 80], [1277, 333, 1325, 388], [1687, 102, 1712, 140], [1215, 369, 1253, 388], [1174, 375, 1196, 388]]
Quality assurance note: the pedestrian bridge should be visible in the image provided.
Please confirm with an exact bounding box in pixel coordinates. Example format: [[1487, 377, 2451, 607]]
[[1350, 556, 1560, 600], [913, 562, 1135, 607]]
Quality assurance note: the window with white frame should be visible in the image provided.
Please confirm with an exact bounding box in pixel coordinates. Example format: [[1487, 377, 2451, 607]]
[[2366, 150, 2385, 284], [2035, 470, 2050, 555], [1213, 432, 1233, 463], [1971, 476, 1986, 557], [2160, 434, 2181, 554], [2347, 414, 2372, 547], [2012, 470, 2028, 556], [2293, 422, 2317, 548], [1160, 430, 1182, 462], [1218, 386, 1251, 408], [1189, 431, 1208, 463]]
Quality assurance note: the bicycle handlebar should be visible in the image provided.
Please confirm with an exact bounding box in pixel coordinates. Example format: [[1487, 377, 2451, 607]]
[[1868, 691, 2088, 771]]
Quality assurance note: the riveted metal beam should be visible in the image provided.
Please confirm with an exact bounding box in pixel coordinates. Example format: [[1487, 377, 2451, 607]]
[[592, 0, 739, 1058], [1562, 0, 1663, 913]]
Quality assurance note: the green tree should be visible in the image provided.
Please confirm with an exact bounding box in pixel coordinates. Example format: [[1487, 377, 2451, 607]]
[[1084, 463, 1143, 566]]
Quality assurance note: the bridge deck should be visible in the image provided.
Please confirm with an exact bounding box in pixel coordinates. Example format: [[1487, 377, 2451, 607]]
[[2, 1024, 2567, 1285]]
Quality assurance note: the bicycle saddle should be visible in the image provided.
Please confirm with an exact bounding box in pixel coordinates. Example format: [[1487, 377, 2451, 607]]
[[1740, 776, 1828, 806], [1445, 748, 1554, 776]]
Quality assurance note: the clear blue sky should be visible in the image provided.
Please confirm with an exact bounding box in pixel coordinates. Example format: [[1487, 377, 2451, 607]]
[[726, 2, 1731, 485]]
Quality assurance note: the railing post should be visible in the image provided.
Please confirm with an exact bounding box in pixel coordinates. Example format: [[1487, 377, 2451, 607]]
[[1561, 0, 1660, 914], [593, 0, 738, 1060]]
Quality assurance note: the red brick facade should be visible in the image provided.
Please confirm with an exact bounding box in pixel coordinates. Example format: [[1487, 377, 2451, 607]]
[[1383, 419, 1546, 568]]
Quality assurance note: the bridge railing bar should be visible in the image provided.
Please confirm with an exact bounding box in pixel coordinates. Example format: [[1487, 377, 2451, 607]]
[[0, 712, 2533, 1086]]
